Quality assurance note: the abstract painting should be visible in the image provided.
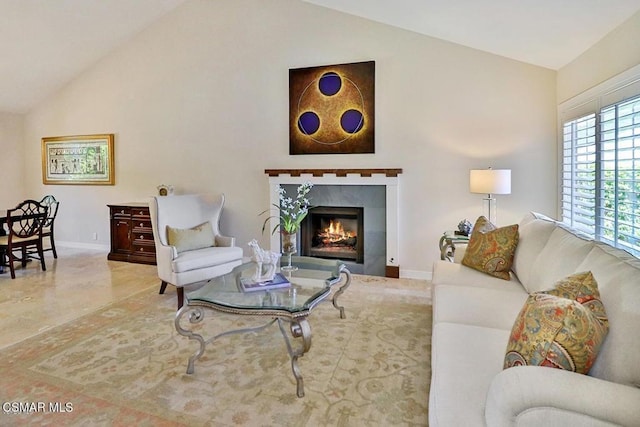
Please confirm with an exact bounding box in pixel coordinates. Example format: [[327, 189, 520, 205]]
[[289, 61, 375, 155]]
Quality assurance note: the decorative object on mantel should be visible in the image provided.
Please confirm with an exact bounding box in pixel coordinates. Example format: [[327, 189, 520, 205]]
[[289, 61, 375, 155], [42, 134, 115, 185], [248, 239, 281, 282], [261, 181, 313, 272], [156, 184, 174, 196], [470, 167, 511, 225]]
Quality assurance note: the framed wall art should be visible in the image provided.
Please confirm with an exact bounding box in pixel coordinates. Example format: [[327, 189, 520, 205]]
[[289, 60, 375, 155], [42, 134, 115, 185]]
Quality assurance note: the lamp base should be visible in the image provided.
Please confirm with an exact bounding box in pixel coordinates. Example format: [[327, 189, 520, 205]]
[[482, 196, 497, 225]]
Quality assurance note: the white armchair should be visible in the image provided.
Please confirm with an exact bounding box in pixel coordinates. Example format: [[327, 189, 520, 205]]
[[149, 193, 244, 309]]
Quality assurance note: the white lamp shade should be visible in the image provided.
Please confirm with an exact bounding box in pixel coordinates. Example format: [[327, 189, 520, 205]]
[[470, 169, 511, 195]]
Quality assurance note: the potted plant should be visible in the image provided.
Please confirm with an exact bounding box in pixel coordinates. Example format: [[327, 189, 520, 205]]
[[261, 182, 313, 267]]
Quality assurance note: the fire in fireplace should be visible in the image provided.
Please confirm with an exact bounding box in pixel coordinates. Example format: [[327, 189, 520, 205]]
[[301, 206, 364, 263]]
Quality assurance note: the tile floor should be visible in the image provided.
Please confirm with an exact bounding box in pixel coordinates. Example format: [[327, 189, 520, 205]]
[[0, 247, 162, 349]]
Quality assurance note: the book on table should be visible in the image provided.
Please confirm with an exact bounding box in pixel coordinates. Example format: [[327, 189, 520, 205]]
[[240, 273, 291, 292]]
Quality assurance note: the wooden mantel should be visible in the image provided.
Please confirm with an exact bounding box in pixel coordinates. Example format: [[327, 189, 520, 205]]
[[264, 168, 403, 178]]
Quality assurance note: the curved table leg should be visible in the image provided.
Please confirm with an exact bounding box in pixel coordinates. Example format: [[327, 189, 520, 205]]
[[332, 266, 352, 319], [278, 317, 312, 397], [175, 305, 279, 375], [174, 305, 206, 374]]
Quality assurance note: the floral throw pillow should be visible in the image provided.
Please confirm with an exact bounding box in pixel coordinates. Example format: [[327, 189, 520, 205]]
[[504, 271, 609, 374], [461, 216, 519, 280]]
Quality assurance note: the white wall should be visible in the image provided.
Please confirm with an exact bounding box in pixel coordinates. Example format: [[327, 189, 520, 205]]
[[557, 9, 640, 103], [0, 112, 25, 208], [23, 0, 557, 277]]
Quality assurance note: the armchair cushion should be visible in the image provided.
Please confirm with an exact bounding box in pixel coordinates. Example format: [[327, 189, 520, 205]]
[[167, 221, 215, 253], [171, 246, 243, 273]]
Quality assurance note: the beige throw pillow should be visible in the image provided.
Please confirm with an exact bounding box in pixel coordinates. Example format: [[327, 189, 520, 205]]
[[166, 222, 215, 253]]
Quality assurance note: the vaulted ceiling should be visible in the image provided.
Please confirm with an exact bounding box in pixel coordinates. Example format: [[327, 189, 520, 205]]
[[303, 0, 640, 69], [0, 0, 187, 114], [1, 0, 640, 114]]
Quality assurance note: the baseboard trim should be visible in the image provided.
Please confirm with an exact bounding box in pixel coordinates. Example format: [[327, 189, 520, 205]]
[[57, 241, 110, 251], [400, 269, 432, 281]]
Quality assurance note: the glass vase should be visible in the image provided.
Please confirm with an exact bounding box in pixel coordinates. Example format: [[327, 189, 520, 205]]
[[281, 231, 298, 272]]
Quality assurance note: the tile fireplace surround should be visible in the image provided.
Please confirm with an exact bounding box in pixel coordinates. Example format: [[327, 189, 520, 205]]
[[265, 169, 402, 278]]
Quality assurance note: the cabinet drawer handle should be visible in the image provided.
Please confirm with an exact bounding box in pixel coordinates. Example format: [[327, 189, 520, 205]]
[[139, 210, 144, 215], [140, 223, 144, 227], [139, 235, 145, 240], [139, 248, 145, 252], [120, 209, 125, 214]]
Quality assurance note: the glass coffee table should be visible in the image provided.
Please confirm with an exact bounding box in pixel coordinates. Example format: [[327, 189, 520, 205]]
[[174, 256, 352, 397]]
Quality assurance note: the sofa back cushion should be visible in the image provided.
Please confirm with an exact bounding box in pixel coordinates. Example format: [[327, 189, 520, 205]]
[[512, 213, 557, 287], [525, 226, 595, 293], [576, 244, 640, 388]]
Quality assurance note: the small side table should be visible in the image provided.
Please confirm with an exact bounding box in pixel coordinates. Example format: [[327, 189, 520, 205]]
[[439, 231, 470, 262]]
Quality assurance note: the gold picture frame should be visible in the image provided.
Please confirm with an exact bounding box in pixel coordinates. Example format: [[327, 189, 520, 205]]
[[42, 134, 115, 185]]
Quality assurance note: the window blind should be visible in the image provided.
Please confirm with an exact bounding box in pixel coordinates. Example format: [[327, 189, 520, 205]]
[[562, 113, 596, 237], [598, 96, 640, 255], [561, 96, 640, 256]]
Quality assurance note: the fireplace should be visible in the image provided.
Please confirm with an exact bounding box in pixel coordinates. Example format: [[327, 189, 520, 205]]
[[301, 206, 364, 263], [266, 168, 402, 277]]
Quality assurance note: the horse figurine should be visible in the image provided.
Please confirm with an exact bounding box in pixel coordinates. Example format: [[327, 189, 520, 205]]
[[248, 239, 281, 282]]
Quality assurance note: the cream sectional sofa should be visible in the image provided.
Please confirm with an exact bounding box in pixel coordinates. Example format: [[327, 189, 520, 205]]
[[429, 212, 640, 427]]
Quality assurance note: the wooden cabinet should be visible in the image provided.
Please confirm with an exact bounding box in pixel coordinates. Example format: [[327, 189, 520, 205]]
[[108, 202, 156, 265]]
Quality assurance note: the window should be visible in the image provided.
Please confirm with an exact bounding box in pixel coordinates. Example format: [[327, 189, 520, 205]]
[[562, 96, 640, 256]]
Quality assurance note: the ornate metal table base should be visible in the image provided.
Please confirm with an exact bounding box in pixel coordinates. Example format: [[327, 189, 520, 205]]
[[278, 317, 311, 397], [175, 306, 313, 397], [331, 265, 351, 319], [174, 260, 351, 398]]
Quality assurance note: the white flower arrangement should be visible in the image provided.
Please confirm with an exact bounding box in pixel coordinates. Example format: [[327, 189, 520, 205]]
[[261, 182, 313, 234]]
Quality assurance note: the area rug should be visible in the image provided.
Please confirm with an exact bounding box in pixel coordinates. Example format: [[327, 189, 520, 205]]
[[0, 275, 432, 426]]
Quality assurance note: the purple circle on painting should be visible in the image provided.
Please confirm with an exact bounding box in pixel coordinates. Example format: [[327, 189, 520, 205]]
[[318, 72, 341, 96], [298, 111, 320, 135], [340, 109, 364, 134]]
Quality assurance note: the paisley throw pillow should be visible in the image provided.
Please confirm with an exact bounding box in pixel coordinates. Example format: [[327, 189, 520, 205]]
[[504, 271, 609, 374], [461, 216, 519, 280], [544, 271, 609, 328]]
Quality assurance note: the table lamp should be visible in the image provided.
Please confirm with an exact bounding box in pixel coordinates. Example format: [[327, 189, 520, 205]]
[[469, 168, 511, 225]]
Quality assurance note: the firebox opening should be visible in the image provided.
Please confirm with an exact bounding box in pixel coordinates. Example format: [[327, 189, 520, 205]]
[[301, 206, 364, 263]]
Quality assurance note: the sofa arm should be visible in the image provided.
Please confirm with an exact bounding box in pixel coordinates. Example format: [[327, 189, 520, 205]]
[[486, 366, 640, 427], [215, 234, 235, 247]]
